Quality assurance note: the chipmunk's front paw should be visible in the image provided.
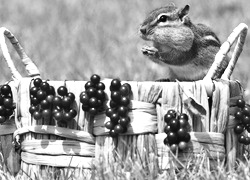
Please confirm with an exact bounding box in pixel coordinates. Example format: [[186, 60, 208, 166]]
[[141, 46, 159, 58]]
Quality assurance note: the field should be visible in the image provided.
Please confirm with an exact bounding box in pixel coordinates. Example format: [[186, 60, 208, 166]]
[[0, 0, 250, 179]]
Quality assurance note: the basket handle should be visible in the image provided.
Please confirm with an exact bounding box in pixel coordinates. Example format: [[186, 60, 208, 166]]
[[0, 27, 40, 82], [204, 23, 248, 80]]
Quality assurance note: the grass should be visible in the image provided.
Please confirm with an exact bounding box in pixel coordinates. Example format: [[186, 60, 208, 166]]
[[0, 0, 250, 179], [0, 150, 249, 180]]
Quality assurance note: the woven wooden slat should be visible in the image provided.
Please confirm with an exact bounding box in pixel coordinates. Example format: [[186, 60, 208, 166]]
[[21, 140, 95, 156], [205, 23, 248, 80], [93, 100, 157, 135], [21, 152, 93, 168]]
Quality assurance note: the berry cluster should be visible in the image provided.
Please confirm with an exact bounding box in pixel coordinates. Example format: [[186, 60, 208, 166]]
[[233, 99, 250, 145], [105, 79, 132, 137], [29, 78, 77, 126], [80, 74, 106, 116], [163, 110, 191, 152], [0, 84, 15, 123]]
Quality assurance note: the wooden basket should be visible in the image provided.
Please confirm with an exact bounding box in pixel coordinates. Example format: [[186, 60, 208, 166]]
[[0, 23, 248, 178], [93, 23, 248, 173], [0, 27, 40, 176], [0, 28, 95, 178]]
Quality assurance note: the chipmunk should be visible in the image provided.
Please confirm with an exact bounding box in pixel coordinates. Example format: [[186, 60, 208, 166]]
[[139, 4, 229, 81]]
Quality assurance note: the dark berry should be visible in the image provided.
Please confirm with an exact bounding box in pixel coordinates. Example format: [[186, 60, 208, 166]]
[[114, 124, 125, 134], [40, 82, 50, 92], [48, 86, 56, 95], [90, 74, 101, 84], [242, 116, 250, 126], [164, 113, 174, 124], [118, 106, 128, 117], [86, 87, 97, 98], [89, 107, 98, 116], [122, 83, 131, 93], [0, 116, 6, 123], [119, 117, 130, 127], [97, 99, 103, 108], [33, 78, 42, 87], [110, 79, 121, 91], [1, 85, 11, 96], [105, 121, 115, 130], [63, 112, 72, 121], [106, 108, 115, 117], [31, 97, 40, 106], [179, 119, 189, 128], [3, 98, 13, 109], [170, 144, 178, 152], [69, 109, 77, 118], [29, 105, 39, 115], [37, 90, 47, 101], [57, 86, 68, 96], [109, 100, 118, 108], [120, 85, 130, 96], [54, 112, 63, 121], [167, 110, 176, 118], [40, 99, 50, 109], [235, 111, 244, 121], [110, 112, 119, 124], [236, 99, 245, 109], [245, 137, 250, 145], [96, 82, 105, 90], [96, 90, 106, 101], [163, 137, 168, 145], [120, 96, 130, 106], [109, 129, 118, 138], [46, 95, 54, 104], [33, 111, 42, 120], [238, 135, 246, 144], [42, 109, 52, 118], [53, 96, 62, 107], [89, 97, 99, 108], [177, 128, 188, 140], [243, 107, 250, 116], [80, 93, 89, 106], [111, 91, 121, 103], [178, 141, 188, 150], [167, 132, 179, 145], [0, 106, 5, 116], [234, 124, 245, 134], [85, 81, 95, 90], [82, 105, 89, 111], [67, 92, 75, 102], [169, 119, 180, 132], [61, 97, 72, 109], [30, 87, 39, 96], [52, 108, 61, 115], [164, 125, 171, 134], [179, 113, 189, 121], [5, 108, 13, 117]]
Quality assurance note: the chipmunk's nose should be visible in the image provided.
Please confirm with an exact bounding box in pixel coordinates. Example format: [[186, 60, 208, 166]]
[[140, 26, 147, 35]]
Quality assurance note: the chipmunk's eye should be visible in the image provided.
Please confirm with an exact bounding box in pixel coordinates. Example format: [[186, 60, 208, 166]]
[[158, 15, 168, 22]]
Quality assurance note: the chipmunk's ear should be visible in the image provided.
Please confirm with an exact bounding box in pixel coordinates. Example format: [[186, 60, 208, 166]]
[[178, 5, 190, 20]]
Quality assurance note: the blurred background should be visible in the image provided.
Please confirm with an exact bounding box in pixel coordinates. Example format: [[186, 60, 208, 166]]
[[0, 0, 249, 91]]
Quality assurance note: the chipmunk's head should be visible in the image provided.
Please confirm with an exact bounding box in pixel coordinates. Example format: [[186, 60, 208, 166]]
[[139, 4, 194, 52]]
